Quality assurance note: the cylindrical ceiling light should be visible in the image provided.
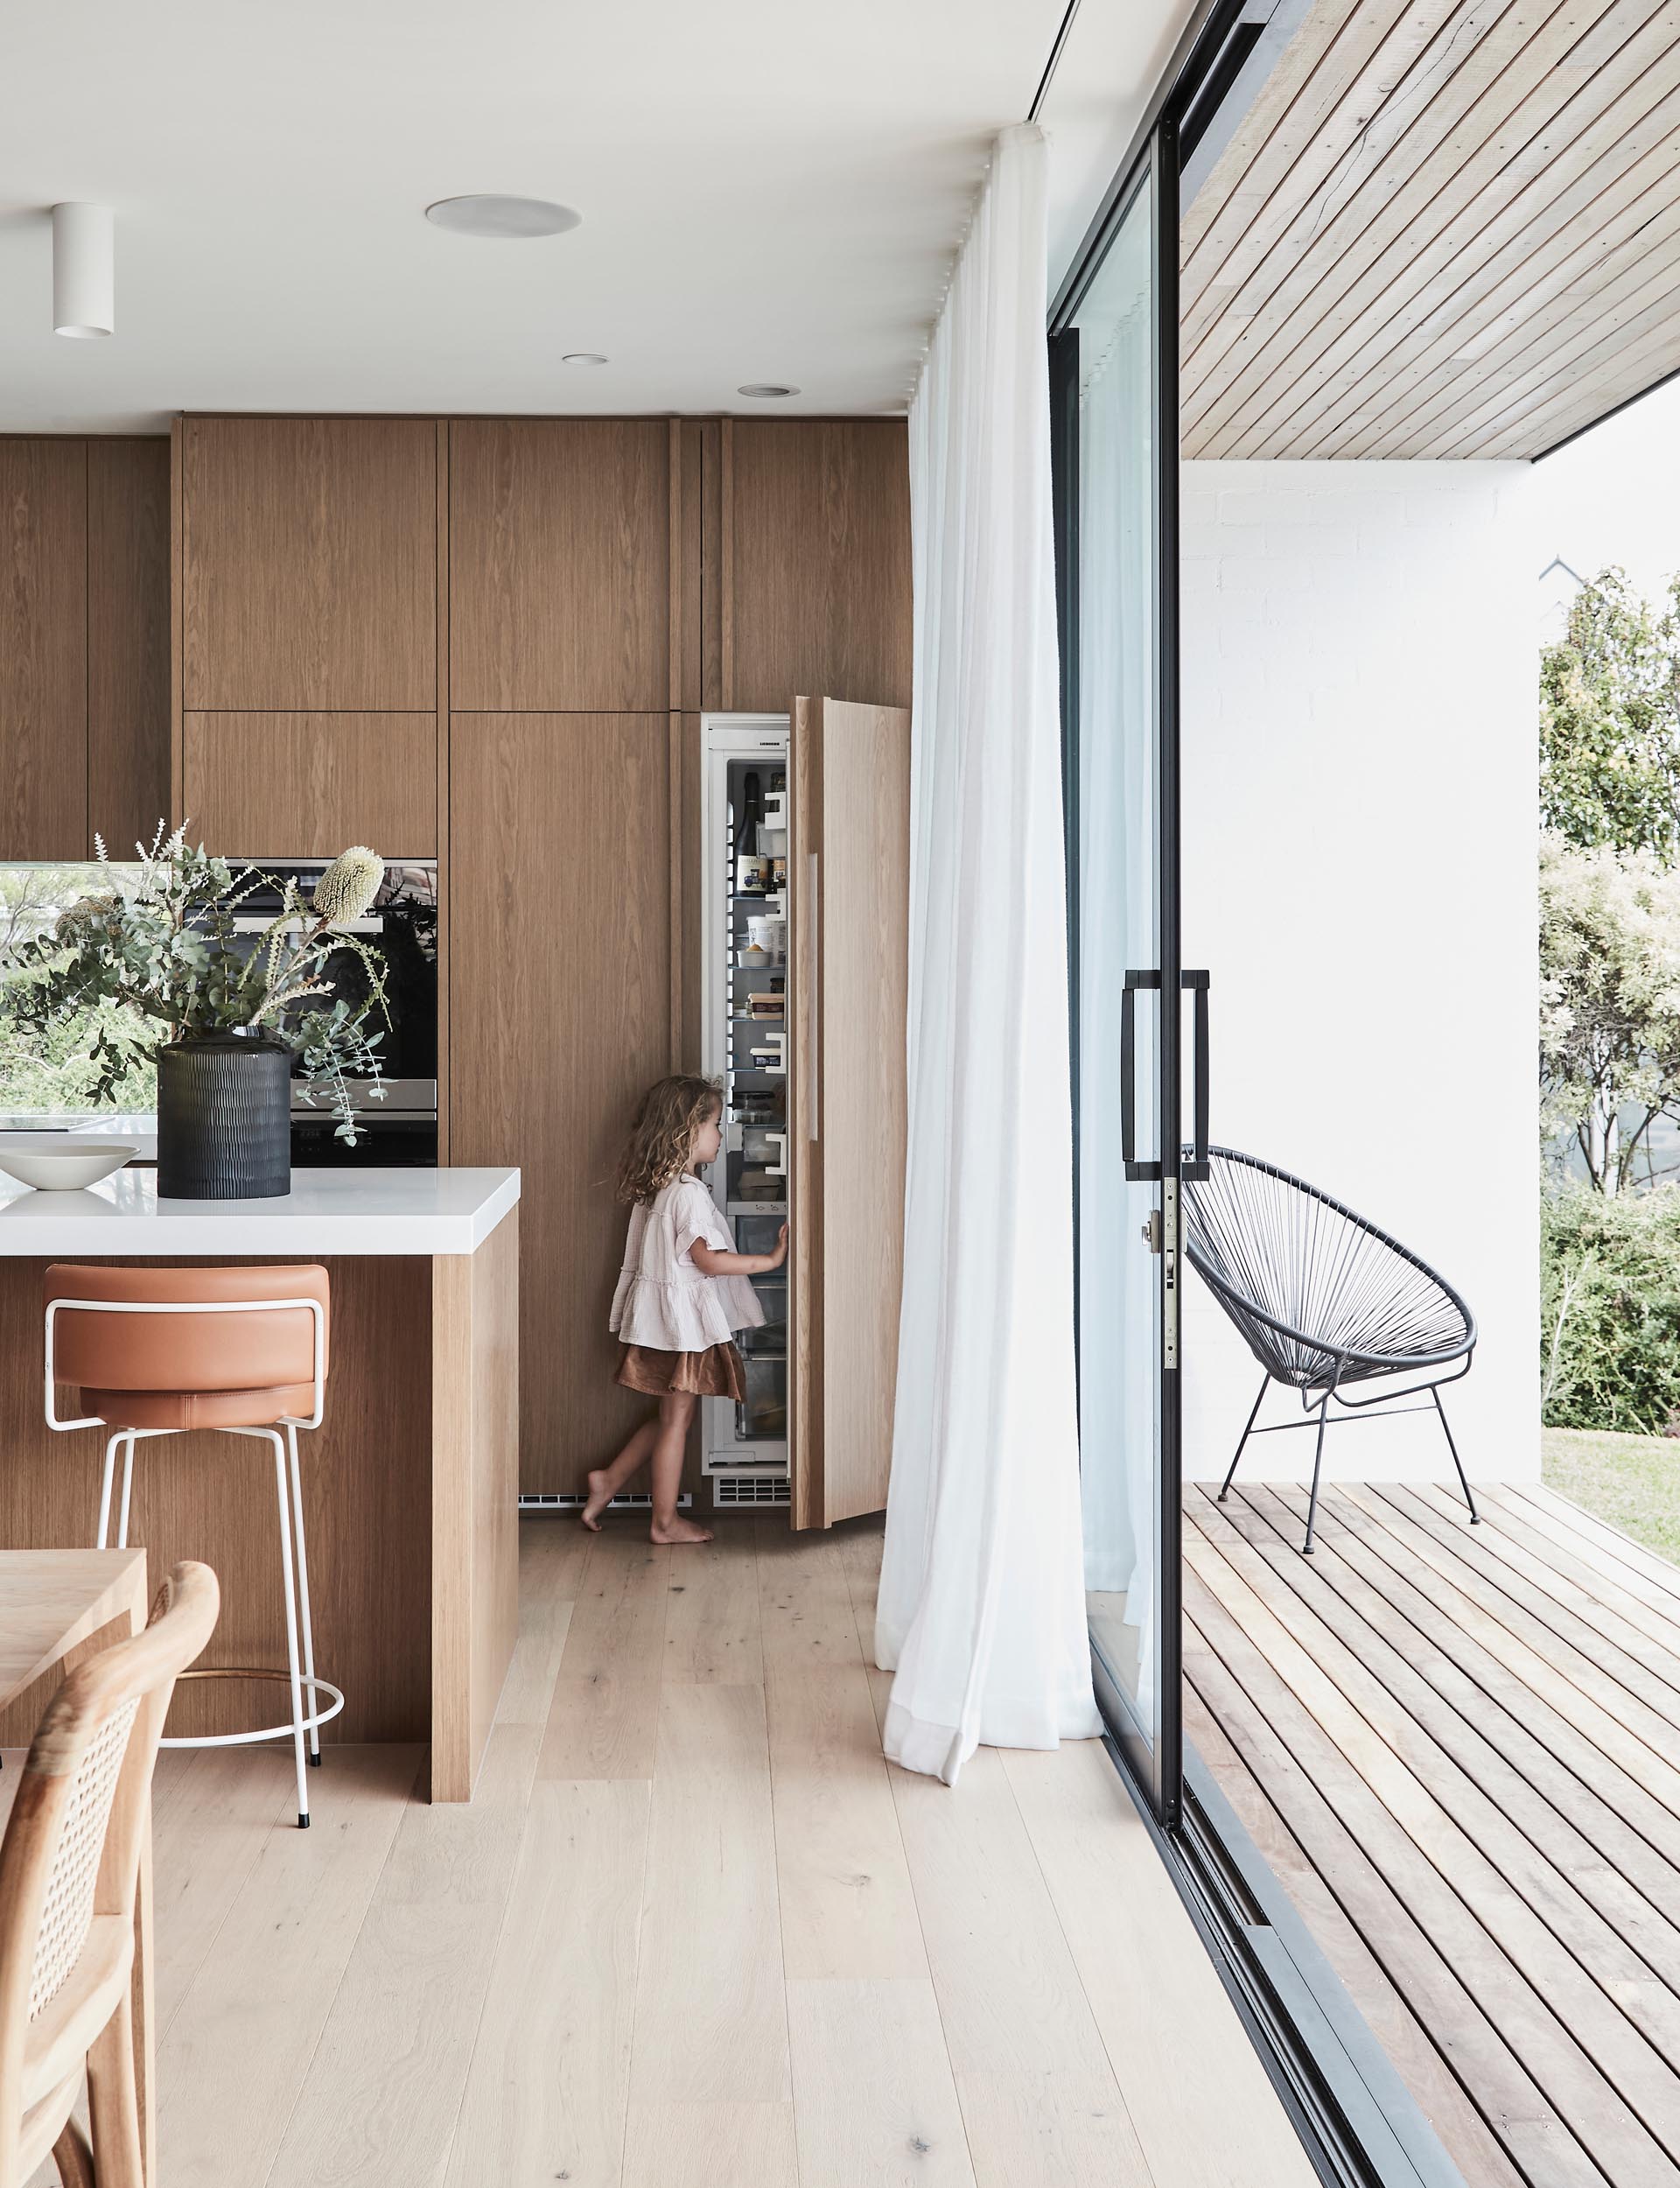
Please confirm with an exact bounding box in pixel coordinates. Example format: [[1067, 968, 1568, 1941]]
[[52, 203, 114, 339]]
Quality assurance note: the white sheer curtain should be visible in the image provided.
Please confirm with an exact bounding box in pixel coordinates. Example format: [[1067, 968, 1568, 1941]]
[[874, 122, 1101, 1785]]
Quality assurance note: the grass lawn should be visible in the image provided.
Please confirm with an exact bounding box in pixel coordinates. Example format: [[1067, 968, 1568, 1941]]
[[1543, 1426, 1680, 1567]]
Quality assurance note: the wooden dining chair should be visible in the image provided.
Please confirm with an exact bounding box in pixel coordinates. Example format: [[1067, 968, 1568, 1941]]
[[0, 1560, 219, 2188]]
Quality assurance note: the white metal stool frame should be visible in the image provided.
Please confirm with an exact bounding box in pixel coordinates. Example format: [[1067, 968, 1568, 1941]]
[[45, 1292, 344, 1828]]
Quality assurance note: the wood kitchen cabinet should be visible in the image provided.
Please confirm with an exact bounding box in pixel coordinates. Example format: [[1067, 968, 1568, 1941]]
[[724, 421, 913, 715], [0, 437, 169, 861], [0, 439, 88, 859], [179, 711, 438, 855], [448, 712, 682, 1494], [788, 698, 911, 1526], [88, 439, 171, 851], [179, 416, 437, 710], [449, 419, 673, 712]]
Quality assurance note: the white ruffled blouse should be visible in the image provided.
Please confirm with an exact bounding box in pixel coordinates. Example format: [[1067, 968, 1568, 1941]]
[[610, 1175, 765, 1353]]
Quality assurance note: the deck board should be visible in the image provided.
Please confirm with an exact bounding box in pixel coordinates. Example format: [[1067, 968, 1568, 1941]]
[[1186, 1481, 1680, 2188]]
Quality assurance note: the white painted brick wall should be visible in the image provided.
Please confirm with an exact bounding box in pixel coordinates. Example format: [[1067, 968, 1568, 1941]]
[[1180, 459, 1539, 1486]]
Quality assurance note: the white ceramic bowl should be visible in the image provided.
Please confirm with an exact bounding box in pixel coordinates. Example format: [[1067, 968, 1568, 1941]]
[[0, 1140, 137, 1192]]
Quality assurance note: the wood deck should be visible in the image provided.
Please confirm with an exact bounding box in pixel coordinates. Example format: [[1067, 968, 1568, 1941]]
[[1184, 1478, 1680, 2188]]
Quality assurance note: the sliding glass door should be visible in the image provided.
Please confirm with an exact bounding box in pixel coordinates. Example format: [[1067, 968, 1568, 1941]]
[[1054, 127, 1183, 1827]]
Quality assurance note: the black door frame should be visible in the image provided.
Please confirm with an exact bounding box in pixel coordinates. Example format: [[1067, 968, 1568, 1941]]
[[1051, 100, 1188, 1828]]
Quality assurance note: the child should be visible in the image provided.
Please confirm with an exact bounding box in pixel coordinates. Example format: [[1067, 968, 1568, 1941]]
[[584, 1074, 788, 1544]]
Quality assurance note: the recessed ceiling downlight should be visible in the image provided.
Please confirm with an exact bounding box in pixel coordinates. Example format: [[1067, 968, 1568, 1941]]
[[738, 383, 800, 398], [424, 194, 581, 238], [563, 353, 609, 366]]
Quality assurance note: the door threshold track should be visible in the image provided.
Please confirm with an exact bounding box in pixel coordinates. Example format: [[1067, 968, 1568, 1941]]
[[1105, 1735, 1469, 2188]]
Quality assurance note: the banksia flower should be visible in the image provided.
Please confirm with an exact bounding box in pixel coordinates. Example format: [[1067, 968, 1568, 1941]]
[[312, 847, 384, 926]]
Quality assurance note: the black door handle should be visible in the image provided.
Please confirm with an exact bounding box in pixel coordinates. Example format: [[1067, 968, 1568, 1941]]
[[1122, 971, 1162, 1182], [1183, 970, 1210, 1181]]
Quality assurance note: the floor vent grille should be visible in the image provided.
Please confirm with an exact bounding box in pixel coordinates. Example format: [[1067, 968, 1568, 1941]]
[[713, 1474, 792, 1506], [516, 1492, 692, 1512]]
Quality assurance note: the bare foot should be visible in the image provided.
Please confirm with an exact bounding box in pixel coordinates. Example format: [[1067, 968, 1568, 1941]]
[[581, 1469, 614, 1532], [649, 1514, 714, 1546]]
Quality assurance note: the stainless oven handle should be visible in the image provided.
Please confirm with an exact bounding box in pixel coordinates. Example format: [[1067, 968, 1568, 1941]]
[[231, 915, 385, 933]]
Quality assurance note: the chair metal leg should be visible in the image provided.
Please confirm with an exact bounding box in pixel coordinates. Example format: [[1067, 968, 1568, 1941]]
[[286, 1422, 323, 1765], [115, 1432, 136, 1550], [96, 1429, 122, 1547], [270, 1430, 312, 1827], [1433, 1387, 1480, 1523], [1220, 1376, 1270, 1499], [1302, 1392, 1332, 1555]]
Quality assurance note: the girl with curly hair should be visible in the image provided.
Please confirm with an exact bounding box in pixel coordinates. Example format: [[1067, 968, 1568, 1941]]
[[584, 1073, 788, 1542]]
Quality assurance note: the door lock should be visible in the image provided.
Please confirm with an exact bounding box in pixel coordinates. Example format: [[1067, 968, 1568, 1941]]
[[1142, 1209, 1163, 1253]]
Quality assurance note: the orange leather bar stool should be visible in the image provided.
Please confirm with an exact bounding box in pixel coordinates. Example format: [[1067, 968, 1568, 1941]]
[[42, 1264, 341, 1828]]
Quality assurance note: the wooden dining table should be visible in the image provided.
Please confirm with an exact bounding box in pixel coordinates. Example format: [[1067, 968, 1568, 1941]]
[[0, 1549, 154, 2183]]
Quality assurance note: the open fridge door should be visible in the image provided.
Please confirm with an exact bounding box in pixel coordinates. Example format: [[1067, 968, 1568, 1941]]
[[788, 695, 912, 1529]]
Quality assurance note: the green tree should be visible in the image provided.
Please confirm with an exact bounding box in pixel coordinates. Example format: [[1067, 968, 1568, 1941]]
[[1539, 831, 1680, 1193], [1541, 568, 1680, 860]]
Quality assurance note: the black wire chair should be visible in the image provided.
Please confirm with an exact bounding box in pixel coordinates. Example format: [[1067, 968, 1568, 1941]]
[[1182, 1147, 1478, 1555]]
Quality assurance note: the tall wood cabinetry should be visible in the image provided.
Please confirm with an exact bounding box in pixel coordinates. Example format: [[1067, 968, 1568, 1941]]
[[0, 437, 169, 859], [175, 417, 441, 855], [171, 411, 911, 1500]]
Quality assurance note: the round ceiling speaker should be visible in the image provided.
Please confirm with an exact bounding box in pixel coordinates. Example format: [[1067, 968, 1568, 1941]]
[[424, 195, 581, 238]]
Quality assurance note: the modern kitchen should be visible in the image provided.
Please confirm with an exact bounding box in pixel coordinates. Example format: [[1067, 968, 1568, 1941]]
[[0, 396, 919, 2177]]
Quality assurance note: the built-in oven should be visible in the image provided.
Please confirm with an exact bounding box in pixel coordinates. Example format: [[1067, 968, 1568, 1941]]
[[231, 859, 438, 1168]]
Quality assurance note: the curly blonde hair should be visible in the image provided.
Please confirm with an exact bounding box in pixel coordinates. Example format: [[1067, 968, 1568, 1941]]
[[616, 1074, 722, 1205]]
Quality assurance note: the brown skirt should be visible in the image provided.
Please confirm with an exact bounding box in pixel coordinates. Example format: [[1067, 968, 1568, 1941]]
[[616, 1340, 746, 1401]]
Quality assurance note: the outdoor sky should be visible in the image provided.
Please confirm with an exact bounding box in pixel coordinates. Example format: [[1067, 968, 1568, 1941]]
[[1535, 374, 1680, 630]]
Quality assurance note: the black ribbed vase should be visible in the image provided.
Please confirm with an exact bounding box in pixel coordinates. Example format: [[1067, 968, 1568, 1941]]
[[156, 1034, 292, 1200]]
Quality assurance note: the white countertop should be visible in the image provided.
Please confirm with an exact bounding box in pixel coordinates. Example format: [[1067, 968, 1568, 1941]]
[[0, 1167, 520, 1256]]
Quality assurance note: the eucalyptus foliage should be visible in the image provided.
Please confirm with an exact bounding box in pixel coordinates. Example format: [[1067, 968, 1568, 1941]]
[[1540, 569, 1680, 861], [0, 826, 390, 1143]]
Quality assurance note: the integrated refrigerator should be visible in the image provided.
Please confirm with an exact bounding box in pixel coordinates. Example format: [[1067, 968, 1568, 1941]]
[[700, 714, 794, 1505], [698, 702, 913, 1528]]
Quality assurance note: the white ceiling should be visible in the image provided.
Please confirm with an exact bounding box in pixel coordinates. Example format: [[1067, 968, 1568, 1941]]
[[0, 0, 1187, 431]]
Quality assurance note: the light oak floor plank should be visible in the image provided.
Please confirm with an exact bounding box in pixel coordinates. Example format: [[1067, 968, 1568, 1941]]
[[268, 1723, 541, 2188], [631, 1683, 790, 2105], [444, 1776, 651, 2188], [495, 1535, 578, 1728], [621, 2100, 797, 2188], [956, 2070, 1154, 2188], [1005, 1739, 1319, 2188], [888, 1743, 1113, 2081], [539, 1527, 670, 1778], [757, 1522, 866, 1680], [148, 1747, 298, 2040], [787, 1976, 976, 2187], [153, 1743, 423, 2188], [663, 1520, 763, 1684], [766, 1663, 927, 1980]]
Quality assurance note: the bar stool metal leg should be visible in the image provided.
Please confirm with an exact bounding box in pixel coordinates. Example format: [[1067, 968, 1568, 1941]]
[[267, 1428, 312, 1828], [286, 1423, 323, 1767], [115, 1433, 137, 1551], [95, 1429, 124, 1549]]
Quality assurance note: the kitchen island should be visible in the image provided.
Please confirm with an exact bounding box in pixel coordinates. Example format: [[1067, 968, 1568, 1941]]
[[0, 1168, 519, 1799]]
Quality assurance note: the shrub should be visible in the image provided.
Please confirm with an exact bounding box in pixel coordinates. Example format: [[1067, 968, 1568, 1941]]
[[1542, 1184, 1680, 1432]]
